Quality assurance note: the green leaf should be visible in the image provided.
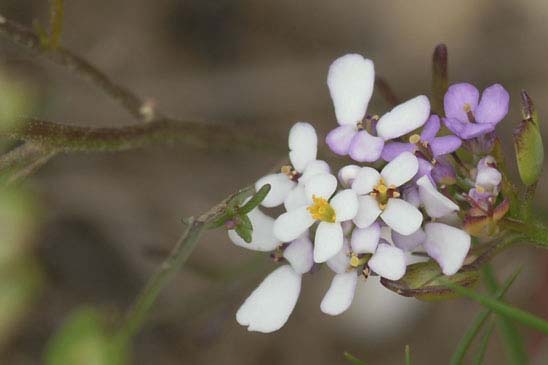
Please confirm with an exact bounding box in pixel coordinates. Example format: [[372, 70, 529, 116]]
[[449, 267, 521, 365], [405, 345, 411, 365], [431, 44, 448, 116], [473, 321, 495, 365], [514, 90, 543, 186], [443, 279, 548, 334], [239, 184, 271, 214], [45, 307, 128, 365], [381, 260, 480, 301], [234, 218, 253, 243], [343, 351, 366, 365], [48, 0, 64, 49], [481, 265, 528, 365]]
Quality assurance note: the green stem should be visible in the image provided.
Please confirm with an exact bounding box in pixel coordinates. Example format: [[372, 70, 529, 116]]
[[473, 321, 496, 365], [115, 218, 205, 345], [481, 266, 528, 365], [431, 44, 448, 116], [114, 185, 254, 350], [503, 218, 548, 248], [449, 268, 521, 365], [48, 0, 64, 49]]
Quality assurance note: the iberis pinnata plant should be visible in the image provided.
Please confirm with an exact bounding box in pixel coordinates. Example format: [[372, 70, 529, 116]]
[[224, 53, 542, 333]]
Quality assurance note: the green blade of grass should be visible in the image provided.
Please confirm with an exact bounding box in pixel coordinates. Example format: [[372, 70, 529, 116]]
[[473, 321, 496, 365], [443, 277, 548, 335], [481, 265, 528, 365], [405, 345, 411, 365], [343, 351, 366, 365], [449, 268, 521, 365]]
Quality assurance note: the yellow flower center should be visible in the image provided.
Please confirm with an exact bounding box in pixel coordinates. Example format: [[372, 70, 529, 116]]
[[408, 134, 421, 144], [307, 195, 336, 223], [371, 178, 400, 209]]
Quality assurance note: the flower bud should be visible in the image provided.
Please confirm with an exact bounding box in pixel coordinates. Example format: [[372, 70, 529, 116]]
[[514, 91, 544, 186]]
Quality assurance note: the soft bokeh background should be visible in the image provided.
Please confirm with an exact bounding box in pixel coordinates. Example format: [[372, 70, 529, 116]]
[[0, 0, 547, 364]]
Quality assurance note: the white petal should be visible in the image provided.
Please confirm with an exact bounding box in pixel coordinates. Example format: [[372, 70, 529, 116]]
[[476, 166, 502, 191], [392, 228, 425, 252], [288, 122, 318, 172], [351, 167, 381, 195], [228, 208, 279, 251], [424, 223, 471, 275], [338, 164, 361, 188], [283, 184, 308, 211], [255, 173, 296, 208], [330, 189, 359, 222], [274, 206, 315, 242], [305, 173, 338, 201], [381, 152, 419, 188], [327, 54, 375, 125], [236, 265, 301, 333], [368, 243, 406, 280], [353, 195, 382, 228], [351, 223, 381, 254], [417, 175, 459, 218], [327, 240, 351, 274], [320, 272, 358, 316], [314, 222, 343, 263], [284, 236, 314, 274], [376, 95, 431, 140], [380, 198, 423, 235], [300, 160, 331, 184]]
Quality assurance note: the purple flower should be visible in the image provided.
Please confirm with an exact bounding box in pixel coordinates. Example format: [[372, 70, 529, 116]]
[[443, 83, 510, 140], [381, 115, 461, 181], [325, 54, 430, 162]]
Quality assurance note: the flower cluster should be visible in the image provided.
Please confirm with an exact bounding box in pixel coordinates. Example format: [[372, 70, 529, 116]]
[[228, 54, 510, 333]]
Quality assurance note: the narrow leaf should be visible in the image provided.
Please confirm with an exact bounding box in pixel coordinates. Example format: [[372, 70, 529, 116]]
[[449, 268, 521, 365], [405, 345, 411, 365], [443, 279, 548, 334], [239, 184, 271, 214], [473, 321, 495, 365], [343, 351, 366, 365]]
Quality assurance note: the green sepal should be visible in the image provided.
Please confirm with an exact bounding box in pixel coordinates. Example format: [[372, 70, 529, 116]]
[[514, 91, 543, 186], [239, 184, 271, 214], [381, 260, 480, 301], [234, 218, 253, 243]]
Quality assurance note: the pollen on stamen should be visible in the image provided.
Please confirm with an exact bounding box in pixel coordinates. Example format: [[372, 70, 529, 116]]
[[307, 195, 336, 223], [409, 134, 421, 144], [463, 103, 472, 112]]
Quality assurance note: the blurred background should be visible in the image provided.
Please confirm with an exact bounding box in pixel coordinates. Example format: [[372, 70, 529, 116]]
[[0, 0, 547, 364]]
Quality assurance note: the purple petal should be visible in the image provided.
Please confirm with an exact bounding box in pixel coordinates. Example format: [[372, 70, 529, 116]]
[[431, 163, 456, 185], [475, 84, 510, 126], [381, 142, 416, 161], [443, 117, 494, 140], [348, 130, 384, 162], [417, 158, 434, 179], [326, 125, 356, 155], [420, 115, 441, 142], [430, 135, 462, 157], [444, 83, 479, 122]]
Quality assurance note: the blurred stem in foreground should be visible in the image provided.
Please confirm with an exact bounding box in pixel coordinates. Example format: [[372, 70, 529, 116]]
[[481, 265, 528, 365], [431, 43, 448, 116], [114, 185, 257, 355], [449, 267, 521, 365]]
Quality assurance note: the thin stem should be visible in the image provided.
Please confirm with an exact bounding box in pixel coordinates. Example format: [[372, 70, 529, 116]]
[[6, 150, 57, 185], [449, 267, 521, 365], [48, 0, 64, 49], [431, 44, 448, 116], [472, 321, 495, 365], [115, 185, 254, 348], [0, 16, 151, 122], [482, 265, 528, 365], [374, 76, 400, 107]]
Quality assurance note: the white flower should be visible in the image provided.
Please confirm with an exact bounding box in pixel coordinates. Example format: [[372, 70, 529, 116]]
[[423, 223, 471, 275], [236, 236, 314, 333], [326, 54, 430, 162], [273, 173, 359, 263], [351, 152, 423, 235], [256, 122, 330, 210], [320, 234, 407, 316], [416, 175, 460, 218]]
